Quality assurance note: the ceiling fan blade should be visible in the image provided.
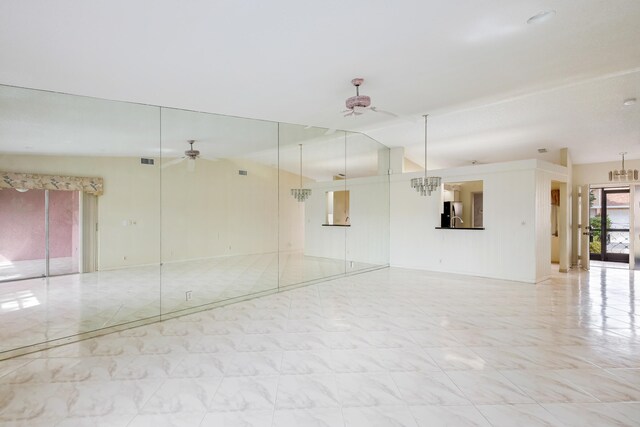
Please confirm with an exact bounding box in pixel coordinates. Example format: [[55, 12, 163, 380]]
[[187, 158, 196, 172], [343, 111, 354, 117], [324, 128, 337, 135], [161, 157, 186, 169], [370, 107, 399, 117]]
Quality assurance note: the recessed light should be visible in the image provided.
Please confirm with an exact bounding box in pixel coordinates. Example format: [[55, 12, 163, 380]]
[[623, 98, 637, 106], [538, 148, 548, 153], [527, 10, 556, 25]]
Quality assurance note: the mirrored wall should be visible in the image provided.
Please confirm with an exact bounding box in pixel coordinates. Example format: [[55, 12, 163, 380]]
[[0, 84, 390, 358]]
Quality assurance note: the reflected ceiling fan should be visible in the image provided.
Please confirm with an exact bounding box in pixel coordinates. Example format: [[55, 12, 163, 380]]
[[161, 140, 200, 172], [342, 78, 398, 118]]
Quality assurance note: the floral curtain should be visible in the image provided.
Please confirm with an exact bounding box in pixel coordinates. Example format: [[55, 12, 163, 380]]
[[0, 171, 104, 196]]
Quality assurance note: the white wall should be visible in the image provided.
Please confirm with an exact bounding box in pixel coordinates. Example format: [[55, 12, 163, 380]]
[[390, 160, 567, 283]]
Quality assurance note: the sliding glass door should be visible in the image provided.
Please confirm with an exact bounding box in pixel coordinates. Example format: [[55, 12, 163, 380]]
[[0, 189, 47, 281], [0, 188, 79, 282]]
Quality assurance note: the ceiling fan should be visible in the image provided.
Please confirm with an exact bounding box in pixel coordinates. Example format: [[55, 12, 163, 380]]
[[343, 78, 398, 118], [161, 140, 200, 172]]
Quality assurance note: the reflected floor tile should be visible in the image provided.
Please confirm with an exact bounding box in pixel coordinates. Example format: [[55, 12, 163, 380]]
[[410, 405, 491, 427], [476, 404, 561, 427], [127, 413, 205, 427]]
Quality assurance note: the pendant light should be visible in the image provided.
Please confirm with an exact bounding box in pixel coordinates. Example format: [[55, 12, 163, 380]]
[[609, 152, 638, 181], [410, 114, 441, 196], [291, 144, 312, 202]]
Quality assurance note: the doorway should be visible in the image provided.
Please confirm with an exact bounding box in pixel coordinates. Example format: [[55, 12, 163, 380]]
[[0, 189, 81, 282], [589, 187, 630, 264], [471, 191, 484, 228]]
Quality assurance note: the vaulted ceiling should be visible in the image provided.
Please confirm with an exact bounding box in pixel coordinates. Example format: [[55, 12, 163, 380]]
[[1, 0, 639, 168]]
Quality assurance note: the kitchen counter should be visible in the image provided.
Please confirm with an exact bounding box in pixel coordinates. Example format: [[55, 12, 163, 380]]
[[435, 227, 485, 230]]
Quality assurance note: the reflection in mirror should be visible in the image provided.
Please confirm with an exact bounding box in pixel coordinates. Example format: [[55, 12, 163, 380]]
[[325, 190, 350, 225], [442, 180, 484, 228], [160, 107, 278, 315], [0, 84, 161, 355], [345, 131, 390, 273], [279, 124, 346, 287], [0, 84, 391, 359]]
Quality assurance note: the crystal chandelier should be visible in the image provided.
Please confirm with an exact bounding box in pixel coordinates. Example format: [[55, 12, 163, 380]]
[[291, 144, 312, 202], [609, 152, 638, 181], [410, 114, 441, 196]]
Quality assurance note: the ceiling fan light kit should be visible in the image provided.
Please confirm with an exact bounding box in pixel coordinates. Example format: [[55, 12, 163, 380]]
[[185, 140, 200, 159], [609, 152, 639, 181], [162, 140, 201, 171], [410, 114, 441, 196], [343, 78, 398, 117]]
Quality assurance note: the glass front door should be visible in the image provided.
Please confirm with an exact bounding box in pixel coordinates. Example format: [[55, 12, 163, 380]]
[[589, 187, 630, 263]]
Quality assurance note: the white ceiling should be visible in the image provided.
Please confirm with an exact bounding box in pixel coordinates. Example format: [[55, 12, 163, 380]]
[[0, 0, 639, 168], [0, 85, 385, 180]]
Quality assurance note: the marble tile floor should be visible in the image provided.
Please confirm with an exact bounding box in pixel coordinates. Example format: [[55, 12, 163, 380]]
[[0, 253, 378, 353], [0, 266, 639, 426], [0, 257, 76, 282]]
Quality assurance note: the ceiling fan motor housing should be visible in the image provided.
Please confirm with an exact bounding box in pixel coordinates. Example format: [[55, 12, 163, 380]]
[[185, 149, 200, 159], [346, 95, 371, 109]]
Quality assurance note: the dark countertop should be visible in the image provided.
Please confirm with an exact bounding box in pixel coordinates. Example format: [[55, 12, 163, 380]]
[[322, 224, 351, 227], [435, 227, 485, 230]]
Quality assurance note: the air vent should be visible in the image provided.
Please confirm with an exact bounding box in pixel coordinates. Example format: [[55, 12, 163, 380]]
[[537, 148, 548, 153], [140, 158, 155, 165], [238, 170, 248, 176]]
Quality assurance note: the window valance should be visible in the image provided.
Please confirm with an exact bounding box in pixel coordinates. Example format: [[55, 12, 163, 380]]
[[0, 171, 104, 196]]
